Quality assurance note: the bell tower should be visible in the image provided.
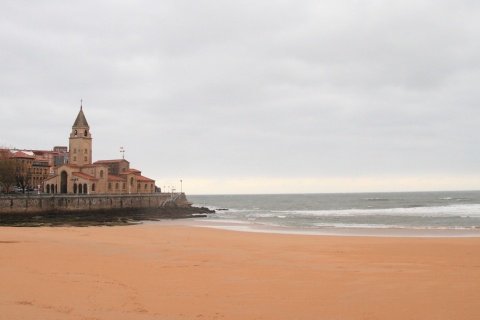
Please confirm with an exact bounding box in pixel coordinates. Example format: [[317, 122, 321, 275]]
[[69, 103, 92, 166]]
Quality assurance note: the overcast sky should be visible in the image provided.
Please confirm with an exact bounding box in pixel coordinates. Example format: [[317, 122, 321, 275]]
[[1, 0, 479, 194]]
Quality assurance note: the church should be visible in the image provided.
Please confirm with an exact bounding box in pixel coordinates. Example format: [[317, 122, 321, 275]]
[[44, 106, 156, 195]]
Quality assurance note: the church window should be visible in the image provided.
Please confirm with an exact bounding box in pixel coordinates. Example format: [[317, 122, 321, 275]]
[[84, 130, 87, 136], [130, 177, 134, 186], [115, 183, 119, 190], [108, 183, 112, 190], [74, 130, 77, 137], [100, 170, 104, 178], [92, 184, 95, 192], [144, 184, 147, 190]]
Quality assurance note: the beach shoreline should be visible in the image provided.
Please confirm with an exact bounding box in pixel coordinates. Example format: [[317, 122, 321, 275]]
[[2, 223, 480, 319], [145, 218, 480, 237]]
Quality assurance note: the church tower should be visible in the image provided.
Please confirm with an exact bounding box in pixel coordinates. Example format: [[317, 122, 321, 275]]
[[69, 104, 92, 166]]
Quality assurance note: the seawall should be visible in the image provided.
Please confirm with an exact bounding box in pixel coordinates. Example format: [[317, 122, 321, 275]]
[[0, 193, 191, 214]]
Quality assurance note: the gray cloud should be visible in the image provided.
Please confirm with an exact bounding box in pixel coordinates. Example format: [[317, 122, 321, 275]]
[[1, 0, 479, 193]]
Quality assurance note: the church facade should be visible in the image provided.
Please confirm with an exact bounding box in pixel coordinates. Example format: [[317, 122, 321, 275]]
[[44, 107, 155, 195]]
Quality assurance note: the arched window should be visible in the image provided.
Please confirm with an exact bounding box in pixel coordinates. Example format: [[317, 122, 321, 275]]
[[108, 183, 112, 190], [144, 183, 147, 190], [115, 183, 119, 190], [84, 130, 88, 136], [122, 182, 126, 190], [73, 184, 77, 194], [46, 185, 50, 193], [84, 184, 87, 194], [130, 177, 134, 186], [100, 170, 104, 178], [79, 184, 83, 194], [92, 184, 96, 192], [74, 130, 77, 137]]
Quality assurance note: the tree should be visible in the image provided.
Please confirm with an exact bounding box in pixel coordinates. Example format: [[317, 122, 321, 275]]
[[14, 159, 32, 193], [0, 149, 17, 193]]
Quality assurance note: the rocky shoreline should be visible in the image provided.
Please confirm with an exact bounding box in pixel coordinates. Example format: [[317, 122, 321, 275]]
[[0, 206, 215, 227]]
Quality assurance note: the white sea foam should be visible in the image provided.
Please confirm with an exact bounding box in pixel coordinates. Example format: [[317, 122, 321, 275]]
[[271, 204, 480, 218]]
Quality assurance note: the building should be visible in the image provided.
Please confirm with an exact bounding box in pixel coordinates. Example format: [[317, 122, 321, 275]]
[[53, 146, 69, 166], [43, 106, 156, 194], [6, 150, 50, 191]]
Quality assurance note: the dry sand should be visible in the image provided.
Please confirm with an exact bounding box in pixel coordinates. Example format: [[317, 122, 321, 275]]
[[1, 223, 479, 320]]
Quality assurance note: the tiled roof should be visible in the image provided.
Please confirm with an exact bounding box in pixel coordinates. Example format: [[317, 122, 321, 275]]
[[94, 159, 128, 164], [11, 151, 35, 159], [135, 175, 155, 182], [72, 172, 98, 181], [108, 175, 126, 181]]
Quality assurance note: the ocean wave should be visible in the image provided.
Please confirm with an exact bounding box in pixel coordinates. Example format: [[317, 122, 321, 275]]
[[271, 204, 480, 217]]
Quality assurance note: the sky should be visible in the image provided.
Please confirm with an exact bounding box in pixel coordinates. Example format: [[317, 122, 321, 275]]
[[1, 0, 479, 194]]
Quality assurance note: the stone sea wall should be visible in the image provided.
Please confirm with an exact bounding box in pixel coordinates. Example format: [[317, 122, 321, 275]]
[[0, 193, 191, 214]]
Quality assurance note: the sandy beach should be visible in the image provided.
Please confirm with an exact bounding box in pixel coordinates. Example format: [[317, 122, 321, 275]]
[[1, 223, 480, 320]]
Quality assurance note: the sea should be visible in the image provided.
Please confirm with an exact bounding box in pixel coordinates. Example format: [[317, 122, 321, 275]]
[[188, 191, 480, 231]]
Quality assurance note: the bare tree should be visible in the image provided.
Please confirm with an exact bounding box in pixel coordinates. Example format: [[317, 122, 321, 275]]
[[15, 159, 32, 193], [0, 149, 17, 193]]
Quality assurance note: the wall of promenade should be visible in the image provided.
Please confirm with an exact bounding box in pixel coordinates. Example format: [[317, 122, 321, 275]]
[[0, 193, 191, 214]]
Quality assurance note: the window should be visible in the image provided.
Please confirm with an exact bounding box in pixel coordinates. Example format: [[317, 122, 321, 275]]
[[92, 184, 95, 192], [100, 170, 104, 178], [108, 183, 112, 190], [122, 183, 126, 189], [74, 130, 77, 136], [144, 184, 147, 190], [84, 156, 87, 162], [84, 130, 87, 136], [115, 183, 119, 190]]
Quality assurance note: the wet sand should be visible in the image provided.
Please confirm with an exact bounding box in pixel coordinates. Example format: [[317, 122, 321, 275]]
[[1, 223, 480, 319]]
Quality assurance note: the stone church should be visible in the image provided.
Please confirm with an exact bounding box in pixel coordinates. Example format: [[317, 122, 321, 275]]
[[44, 106, 155, 194]]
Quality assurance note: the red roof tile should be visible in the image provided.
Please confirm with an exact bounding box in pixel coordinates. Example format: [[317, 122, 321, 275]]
[[11, 151, 35, 159], [94, 159, 129, 164], [135, 175, 155, 182], [108, 175, 126, 181], [72, 172, 99, 181]]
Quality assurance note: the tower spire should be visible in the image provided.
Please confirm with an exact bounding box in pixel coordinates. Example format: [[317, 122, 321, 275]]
[[80, 99, 83, 110]]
